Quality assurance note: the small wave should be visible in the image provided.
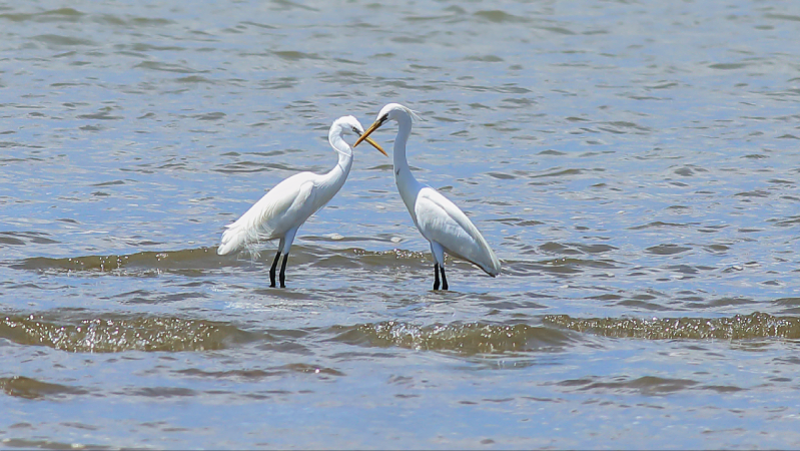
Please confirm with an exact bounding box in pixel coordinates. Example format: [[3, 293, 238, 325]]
[[272, 50, 322, 61], [502, 256, 618, 277], [134, 60, 208, 74], [557, 375, 699, 395], [0, 375, 87, 400], [545, 312, 800, 340], [328, 321, 573, 354], [34, 34, 95, 47], [176, 363, 344, 380], [13, 247, 221, 275], [0, 8, 85, 23], [644, 244, 692, 255], [13, 246, 430, 274], [0, 231, 59, 246], [472, 10, 529, 24], [0, 312, 261, 353]]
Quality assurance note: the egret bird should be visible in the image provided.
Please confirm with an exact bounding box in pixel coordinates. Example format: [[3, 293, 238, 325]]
[[217, 115, 386, 288], [354, 103, 501, 290]]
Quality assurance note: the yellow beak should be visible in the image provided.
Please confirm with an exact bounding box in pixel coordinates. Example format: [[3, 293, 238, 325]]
[[354, 119, 385, 154], [363, 135, 387, 157]]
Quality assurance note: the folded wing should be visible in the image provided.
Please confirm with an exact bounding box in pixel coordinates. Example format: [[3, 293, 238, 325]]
[[414, 187, 501, 276], [218, 173, 317, 255]]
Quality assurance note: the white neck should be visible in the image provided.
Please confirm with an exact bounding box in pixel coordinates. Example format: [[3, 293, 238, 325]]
[[320, 134, 353, 196], [392, 114, 424, 215]]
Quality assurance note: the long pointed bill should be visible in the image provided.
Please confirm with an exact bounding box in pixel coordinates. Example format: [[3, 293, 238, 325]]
[[364, 136, 387, 156], [354, 119, 384, 150]]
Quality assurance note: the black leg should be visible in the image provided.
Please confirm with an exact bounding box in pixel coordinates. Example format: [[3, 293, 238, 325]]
[[440, 265, 448, 291], [269, 251, 282, 288], [433, 263, 440, 290], [279, 253, 289, 288]]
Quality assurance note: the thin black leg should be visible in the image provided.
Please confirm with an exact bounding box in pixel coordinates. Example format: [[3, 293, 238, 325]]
[[269, 251, 282, 288], [433, 263, 440, 290], [440, 265, 448, 291], [279, 253, 289, 288]]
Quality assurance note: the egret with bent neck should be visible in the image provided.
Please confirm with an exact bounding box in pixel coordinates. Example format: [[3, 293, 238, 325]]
[[217, 115, 386, 288]]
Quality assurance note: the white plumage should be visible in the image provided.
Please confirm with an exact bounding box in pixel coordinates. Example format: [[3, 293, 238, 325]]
[[413, 187, 500, 276], [217, 171, 317, 256], [354, 103, 501, 290], [218, 115, 386, 287]]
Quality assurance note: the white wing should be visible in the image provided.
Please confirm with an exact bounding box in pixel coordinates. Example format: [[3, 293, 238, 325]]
[[217, 172, 319, 255], [414, 186, 501, 276]]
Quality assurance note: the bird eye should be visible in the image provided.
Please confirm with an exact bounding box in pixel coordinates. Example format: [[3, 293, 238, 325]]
[[351, 126, 360, 134]]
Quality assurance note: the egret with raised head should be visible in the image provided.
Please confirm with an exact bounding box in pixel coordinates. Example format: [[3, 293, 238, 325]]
[[218, 115, 386, 288], [354, 103, 501, 290]]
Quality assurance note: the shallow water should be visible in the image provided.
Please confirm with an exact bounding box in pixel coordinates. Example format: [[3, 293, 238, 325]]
[[2, 0, 800, 449]]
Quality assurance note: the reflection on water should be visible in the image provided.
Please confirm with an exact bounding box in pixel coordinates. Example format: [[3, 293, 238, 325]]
[[2, 0, 800, 448]]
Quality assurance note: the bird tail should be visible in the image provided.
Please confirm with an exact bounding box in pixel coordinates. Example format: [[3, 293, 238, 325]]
[[217, 218, 267, 256], [482, 251, 502, 277], [217, 223, 247, 255]]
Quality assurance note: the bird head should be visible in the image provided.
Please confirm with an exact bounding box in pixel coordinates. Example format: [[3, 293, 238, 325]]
[[331, 115, 387, 156], [354, 103, 421, 148]]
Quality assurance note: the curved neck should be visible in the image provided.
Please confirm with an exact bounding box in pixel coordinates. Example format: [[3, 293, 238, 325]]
[[322, 135, 353, 192], [335, 142, 354, 175]]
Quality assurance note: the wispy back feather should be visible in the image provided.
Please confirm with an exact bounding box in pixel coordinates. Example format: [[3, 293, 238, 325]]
[[407, 107, 423, 123]]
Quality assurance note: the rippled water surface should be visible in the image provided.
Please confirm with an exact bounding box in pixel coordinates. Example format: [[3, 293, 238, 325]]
[[2, 0, 800, 448]]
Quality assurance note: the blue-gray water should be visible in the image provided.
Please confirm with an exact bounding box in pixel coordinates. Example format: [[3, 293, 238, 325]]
[[2, 0, 800, 449]]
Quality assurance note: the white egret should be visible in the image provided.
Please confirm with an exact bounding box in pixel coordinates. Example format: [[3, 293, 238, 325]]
[[354, 103, 501, 290], [217, 115, 386, 288]]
